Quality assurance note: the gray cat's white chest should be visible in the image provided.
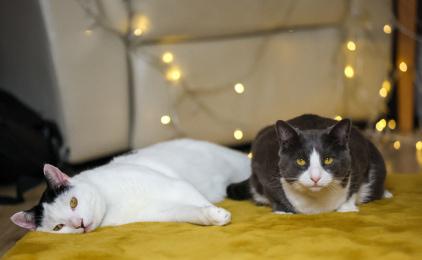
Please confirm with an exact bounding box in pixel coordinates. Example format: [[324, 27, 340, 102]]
[[281, 179, 349, 214]]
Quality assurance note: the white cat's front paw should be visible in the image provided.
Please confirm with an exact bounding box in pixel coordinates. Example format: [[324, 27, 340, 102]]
[[203, 206, 231, 226], [337, 204, 359, 212]]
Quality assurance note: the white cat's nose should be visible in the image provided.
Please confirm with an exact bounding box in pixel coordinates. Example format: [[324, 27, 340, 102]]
[[70, 218, 83, 228]]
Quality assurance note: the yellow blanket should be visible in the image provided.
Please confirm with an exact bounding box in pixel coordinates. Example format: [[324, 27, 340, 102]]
[[5, 174, 422, 260]]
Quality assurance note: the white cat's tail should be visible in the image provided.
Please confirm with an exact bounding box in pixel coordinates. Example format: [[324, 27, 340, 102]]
[[383, 190, 393, 199]]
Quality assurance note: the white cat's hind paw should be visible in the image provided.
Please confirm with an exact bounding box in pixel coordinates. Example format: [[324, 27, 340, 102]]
[[203, 206, 231, 226]]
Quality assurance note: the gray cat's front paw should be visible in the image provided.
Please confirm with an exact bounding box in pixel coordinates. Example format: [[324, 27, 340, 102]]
[[336, 204, 359, 212], [273, 211, 293, 215]]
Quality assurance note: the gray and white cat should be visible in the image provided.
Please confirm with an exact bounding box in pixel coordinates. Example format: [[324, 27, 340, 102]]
[[227, 114, 392, 214], [11, 139, 250, 233]]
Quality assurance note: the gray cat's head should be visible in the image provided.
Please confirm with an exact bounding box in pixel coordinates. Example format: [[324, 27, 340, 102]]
[[275, 119, 352, 192], [10, 164, 106, 233]]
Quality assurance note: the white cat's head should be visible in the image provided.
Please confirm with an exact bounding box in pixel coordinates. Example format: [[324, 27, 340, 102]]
[[11, 164, 106, 234]]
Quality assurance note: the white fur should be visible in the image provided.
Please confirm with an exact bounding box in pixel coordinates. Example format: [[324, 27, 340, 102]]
[[357, 167, 393, 204], [357, 181, 371, 204], [383, 190, 393, 199], [280, 149, 351, 214], [37, 139, 250, 233], [337, 194, 359, 212], [250, 186, 270, 205]]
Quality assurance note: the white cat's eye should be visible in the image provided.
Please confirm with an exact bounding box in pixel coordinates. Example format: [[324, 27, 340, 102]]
[[324, 157, 334, 165], [70, 197, 78, 209], [296, 158, 306, 166], [53, 224, 64, 231]]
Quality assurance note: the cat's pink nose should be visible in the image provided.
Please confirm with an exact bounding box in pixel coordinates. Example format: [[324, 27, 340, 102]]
[[70, 218, 83, 228], [311, 175, 321, 184]]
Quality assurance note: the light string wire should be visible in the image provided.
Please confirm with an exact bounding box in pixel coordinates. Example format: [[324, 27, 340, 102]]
[[74, 0, 416, 146]]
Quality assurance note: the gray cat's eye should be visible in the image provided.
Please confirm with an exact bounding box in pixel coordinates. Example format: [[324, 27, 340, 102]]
[[324, 157, 334, 165], [296, 158, 306, 166]]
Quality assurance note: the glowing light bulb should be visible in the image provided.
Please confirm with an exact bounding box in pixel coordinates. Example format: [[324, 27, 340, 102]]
[[379, 87, 388, 98], [166, 67, 181, 82], [234, 83, 245, 94], [383, 24, 392, 34], [160, 115, 171, 125], [399, 62, 408, 72], [133, 28, 143, 36], [162, 52, 174, 64], [393, 140, 401, 150], [233, 129, 244, 140], [388, 119, 396, 130], [334, 115, 342, 121], [344, 65, 355, 78], [346, 41, 356, 51], [84, 29, 92, 36], [375, 119, 387, 132], [382, 80, 391, 92], [248, 152, 253, 159], [132, 15, 149, 36], [416, 141, 422, 151]]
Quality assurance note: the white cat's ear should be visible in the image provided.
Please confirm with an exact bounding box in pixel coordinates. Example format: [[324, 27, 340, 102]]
[[43, 164, 70, 189], [10, 211, 36, 230], [329, 119, 351, 146], [275, 120, 298, 146]]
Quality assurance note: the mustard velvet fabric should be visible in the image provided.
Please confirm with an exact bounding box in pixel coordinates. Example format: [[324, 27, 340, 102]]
[[5, 174, 422, 260]]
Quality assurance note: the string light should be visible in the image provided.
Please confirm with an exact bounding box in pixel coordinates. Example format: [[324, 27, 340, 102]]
[[388, 119, 396, 130], [393, 140, 401, 150], [344, 65, 355, 78], [375, 119, 387, 132], [160, 115, 171, 125], [346, 41, 356, 51], [383, 24, 392, 34], [399, 61, 408, 72], [234, 83, 245, 94], [334, 115, 342, 121], [233, 129, 244, 140], [162, 52, 174, 64], [133, 28, 143, 36], [379, 88, 388, 98], [133, 15, 149, 36], [379, 80, 391, 98], [84, 29, 92, 36], [382, 80, 391, 92], [166, 66, 182, 82], [416, 141, 422, 151], [248, 152, 253, 159], [77, 1, 402, 145]]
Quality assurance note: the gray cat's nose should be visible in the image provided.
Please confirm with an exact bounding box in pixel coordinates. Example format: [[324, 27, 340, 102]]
[[311, 175, 321, 183]]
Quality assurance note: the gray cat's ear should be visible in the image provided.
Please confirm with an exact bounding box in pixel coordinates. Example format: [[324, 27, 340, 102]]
[[275, 120, 298, 146], [10, 211, 36, 230], [43, 164, 70, 189], [329, 119, 351, 146]]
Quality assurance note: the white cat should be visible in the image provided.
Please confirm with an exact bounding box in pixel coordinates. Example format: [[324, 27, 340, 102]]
[[11, 139, 250, 233]]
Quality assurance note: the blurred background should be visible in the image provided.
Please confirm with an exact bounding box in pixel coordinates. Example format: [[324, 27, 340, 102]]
[[0, 0, 421, 200], [0, 0, 422, 254]]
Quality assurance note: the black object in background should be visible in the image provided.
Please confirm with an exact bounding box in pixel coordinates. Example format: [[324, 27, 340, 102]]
[[0, 89, 62, 204]]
